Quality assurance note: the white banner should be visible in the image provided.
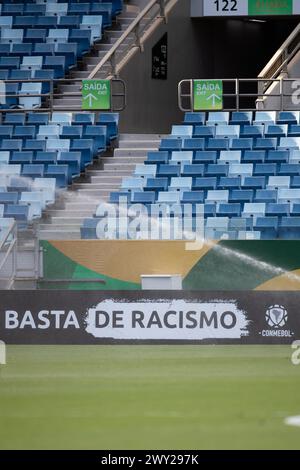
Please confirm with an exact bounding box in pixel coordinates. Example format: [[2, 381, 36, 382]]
[[85, 299, 249, 340]]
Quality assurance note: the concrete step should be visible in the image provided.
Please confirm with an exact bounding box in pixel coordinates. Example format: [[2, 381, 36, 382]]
[[118, 140, 160, 149], [119, 133, 166, 140], [101, 154, 145, 162], [39, 223, 82, 231], [65, 202, 99, 211], [87, 169, 132, 176], [73, 183, 118, 190], [113, 148, 150, 157], [90, 175, 124, 184], [38, 230, 81, 240], [47, 209, 94, 218], [103, 163, 137, 172], [77, 189, 111, 198], [51, 217, 88, 225]]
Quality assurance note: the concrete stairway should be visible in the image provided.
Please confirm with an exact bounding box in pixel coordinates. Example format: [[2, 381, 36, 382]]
[[53, 3, 141, 109], [37, 133, 165, 240]]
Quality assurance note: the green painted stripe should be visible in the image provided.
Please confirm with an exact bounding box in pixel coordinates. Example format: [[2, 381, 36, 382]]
[[39, 241, 140, 291], [183, 240, 300, 290]]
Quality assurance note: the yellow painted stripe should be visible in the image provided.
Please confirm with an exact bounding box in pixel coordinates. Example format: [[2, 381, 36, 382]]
[[49, 240, 214, 284]]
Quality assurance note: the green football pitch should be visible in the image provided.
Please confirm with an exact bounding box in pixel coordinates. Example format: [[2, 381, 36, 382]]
[[0, 345, 299, 450]]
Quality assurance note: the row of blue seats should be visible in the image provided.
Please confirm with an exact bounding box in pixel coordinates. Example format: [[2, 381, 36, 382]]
[[112, 177, 300, 195], [0, 31, 95, 57], [0, 112, 119, 140], [0, 1, 122, 21], [158, 137, 300, 151], [183, 111, 300, 126], [0, 13, 111, 29], [145, 150, 300, 164], [122, 163, 300, 179], [0, 124, 108, 144], [80, 216, 300, 240], [173, 124, 300, 139], [109, 188, 300, 204], [0, 27, 102, 46]]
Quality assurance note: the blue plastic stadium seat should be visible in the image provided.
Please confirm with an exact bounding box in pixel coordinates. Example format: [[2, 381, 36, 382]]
[[230, 111, 253, 125], [206, 138, 229, 151], [171, 151, 193, 164], [181, 191, 204, 203], [184, 112, 206, 125], [10, 151, 33, 164], [230, 138, 253, 151], [46, 164, 68, 188], [205, 164, 228, 177], [73, 113, 95, 126], [243, 176, 266, 189], [254, 111, 276, 124], [287, 125, 300, 137], [207, 112, 229, 125], [181, 164, 205, 177], [266, 203, 290, 217], [217, 203, 241, 217], [97, 113, 119, 141], [109, 192, 131, 204], [22, 164, 45, 179], [291, 176, 300, 188], [27, 113, 49, 126], [243, 150, 265, 164], [182, 138, 205, 151], [159, 138, 182, 152], [24, 139, 46, 152], [254, 163, 277, 176], [240, 125, 264, 138], [193, 125, 215, 139], [145, 151, 169, 165], [279, 217, 300, 239], [71, 139, 93, 166], [83, 125, 106, 153], [4, 204, 29, 223], [278, 163, 300, 176], [229, 189, 254, 203], [254, 217, 278, 239], [219, 176, 241, 189], [0, 192, 19, 205], [265, 124, 288, 138], [291, 203, 300, 216], [194, 150, 217, 164], [131, 192, 156, 205], [277, 111, 299, 125], [193, 177, 217, 190], [279, 137, 300, 149], [254, 138, 277, 150], [157, 164, 181, 178], [255, 189, 277, 203], [61, 125, 83, 140], [35, 151, 57, 166], [144, 178, 168, 192], [266, 150, 289, 163], [13, 126, 36, 140]]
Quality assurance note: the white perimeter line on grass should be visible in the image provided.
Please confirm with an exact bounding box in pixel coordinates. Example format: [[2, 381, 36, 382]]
[[284, 416, 300, 427]]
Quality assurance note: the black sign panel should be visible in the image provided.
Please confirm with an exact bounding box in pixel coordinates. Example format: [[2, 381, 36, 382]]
[[0, 290, 300, 344], [152, 32, 168, 80]]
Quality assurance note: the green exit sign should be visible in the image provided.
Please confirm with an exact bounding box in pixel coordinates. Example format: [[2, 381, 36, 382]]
[[193, 80, 223, 111], [249, 0, 293, 15], [82, 80, 111, 110]]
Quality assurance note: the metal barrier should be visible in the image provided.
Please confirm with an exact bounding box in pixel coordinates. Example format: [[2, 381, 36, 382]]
[[0, 78, 126, 113], [88, 0, 177, 79], [178, 78, 300, 112], [0, 220, 17, 290], [259, 23, 300, 86]]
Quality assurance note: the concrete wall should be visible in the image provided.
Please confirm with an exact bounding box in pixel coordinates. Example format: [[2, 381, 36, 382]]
[[119, 0, 297, 133]]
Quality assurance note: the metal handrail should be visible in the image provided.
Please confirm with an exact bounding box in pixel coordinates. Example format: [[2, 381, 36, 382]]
[[88, 0, 170, 79], [0, 220, 17, 290], [259, 22, 300, 81], [0, 77, 126, 112], [178, 77, 300, 112]]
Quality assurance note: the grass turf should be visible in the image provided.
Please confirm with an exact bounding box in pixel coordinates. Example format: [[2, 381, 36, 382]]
[[0, 345, 299, 449]]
